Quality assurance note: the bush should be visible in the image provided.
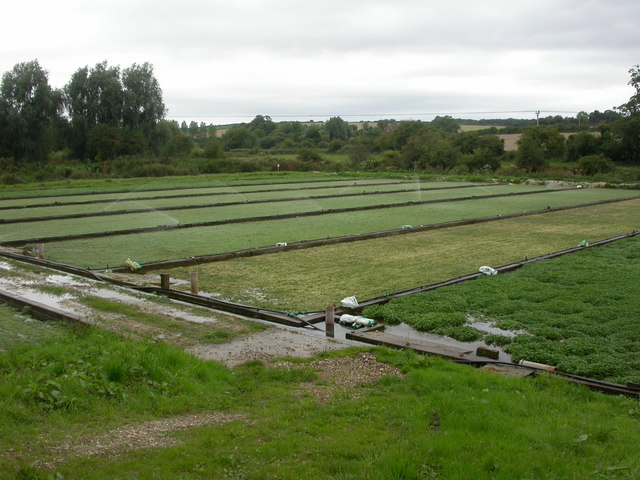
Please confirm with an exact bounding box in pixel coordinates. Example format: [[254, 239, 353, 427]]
[[0, 173, 23, 185], [577, 154, 615, 176]]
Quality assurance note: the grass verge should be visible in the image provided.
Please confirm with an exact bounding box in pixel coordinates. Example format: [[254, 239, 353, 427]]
[[0, 322, 638, 480]]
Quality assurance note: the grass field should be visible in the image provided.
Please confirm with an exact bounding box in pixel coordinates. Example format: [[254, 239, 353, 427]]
[[0, 172, 378, 200], [0, 181, 438, 220], [166, 199, 640, 311], [7, 187, 637, 268], [1, 323, 638, 480], [0, 184, 533, 236]]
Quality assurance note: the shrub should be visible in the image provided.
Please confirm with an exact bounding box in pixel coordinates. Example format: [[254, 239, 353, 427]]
[[577, 154, 615, 176]]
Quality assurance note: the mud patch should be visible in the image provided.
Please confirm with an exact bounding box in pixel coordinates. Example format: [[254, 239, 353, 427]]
[[40, 412, 245, 469], [272, 352, 403, 403], [188, 328, 349, 366]]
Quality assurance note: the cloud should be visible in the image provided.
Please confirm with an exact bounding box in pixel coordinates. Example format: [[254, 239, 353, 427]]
[[1, 0, 638, 123]]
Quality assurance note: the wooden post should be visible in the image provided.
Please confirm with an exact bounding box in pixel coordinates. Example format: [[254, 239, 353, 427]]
[[37, 243, 45, 259], [160, 273, 170, 289], [325, 305, 335, 338], [190, 271, 199, 294]]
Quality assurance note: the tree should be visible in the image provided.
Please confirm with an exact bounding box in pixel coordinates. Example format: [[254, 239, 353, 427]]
[[0, 60, 62, 161], [516, 134, 546, 172], [222, 126, 257, 149], [249, 115, 275, 136], [618, 65, 640, 116], [121, 63, 165, 135], [65, 61, 123, 158], [610, 65, 640, 164], [430, 115, 460, 134], [324, 116, 351, 141], [519, 126, 565, 160], [565, 132, 601, 162]]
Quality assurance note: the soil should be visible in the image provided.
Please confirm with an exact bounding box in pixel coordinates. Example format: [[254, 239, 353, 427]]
[[188, 327, 350, 366], [40, 413, 244, 469]]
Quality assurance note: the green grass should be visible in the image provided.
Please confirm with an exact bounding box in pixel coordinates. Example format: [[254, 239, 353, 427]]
[[0, 324, 638, 480], [166, 199, 640, 312], [0, 176, 399, 206], [364, 235, 640, 384], [0, 180, 433, 220], [0, 184, 510, 234], [23, 190, 640, 268], [0, 305, 66, 351], [0, 172, 375, 200]]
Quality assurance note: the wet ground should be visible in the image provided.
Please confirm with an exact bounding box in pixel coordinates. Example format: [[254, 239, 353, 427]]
[[0, 254, 511, 365]]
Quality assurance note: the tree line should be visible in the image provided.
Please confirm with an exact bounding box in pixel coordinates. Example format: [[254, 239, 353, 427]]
[[1, 60, 638, 181]]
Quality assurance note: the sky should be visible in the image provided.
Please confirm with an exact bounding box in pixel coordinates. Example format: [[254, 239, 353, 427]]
[[1, 0, 638, 125]]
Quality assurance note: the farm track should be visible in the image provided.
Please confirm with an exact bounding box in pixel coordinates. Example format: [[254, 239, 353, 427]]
[[0, 179, 415, 209], [0, 183, 502, 224], [1, 187, 580, 245]]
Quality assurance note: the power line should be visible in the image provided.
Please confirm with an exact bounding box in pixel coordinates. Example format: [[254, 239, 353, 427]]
[[167, 109, 579, 119]]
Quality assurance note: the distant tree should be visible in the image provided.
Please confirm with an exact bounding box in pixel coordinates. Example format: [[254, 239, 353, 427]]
[[520, 126, 566, 160], [204, 136, 224, 158], [222, 125, 257, 149], [401, 129, 460, 171], [618, 65, 640, 116], [610, 65, 640, 164], [65, 61, 123, 158], [565, 132, 601, 162], [324, 116, 351, 141], [588, 109, 622, 126], [349, 136, 374, 168], [516, 134, 546, 172], [121, 63, 165, 135], [304, 125, 322, 144], [463, 147, 501, 172], [455, 131, 504, 157], [0, 60, 62, 161], [430, 115, 460, 134], [577, 111, 589, 126], [87, 124, 124, 160], [249, 115, 276, 136], [611, 116, 640, 164], [577, 154, 615, 176], [165, 131, 193, 158]]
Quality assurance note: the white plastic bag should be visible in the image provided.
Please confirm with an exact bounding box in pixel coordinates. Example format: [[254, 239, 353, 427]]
[[479, 266, 498, 276], [340, 296, 359, 308]]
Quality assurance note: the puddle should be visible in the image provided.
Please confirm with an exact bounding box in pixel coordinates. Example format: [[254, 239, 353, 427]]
[[305, 319, 513, 362], [466, 315, 527, 337], [386, 322, 513, 362], [2, 287, 79, 312], [87, 287, 217, 324], [45, 274, 89, 287]]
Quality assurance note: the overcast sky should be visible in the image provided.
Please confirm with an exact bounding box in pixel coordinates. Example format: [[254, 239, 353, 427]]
[[2, 0, 638, 125]]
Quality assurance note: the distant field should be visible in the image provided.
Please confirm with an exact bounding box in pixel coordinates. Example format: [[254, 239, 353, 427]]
[[499, 132, 600, 151], [12, 186, 638, 268], [167, 199, 640, 311], [459, 124, 504, 132]]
